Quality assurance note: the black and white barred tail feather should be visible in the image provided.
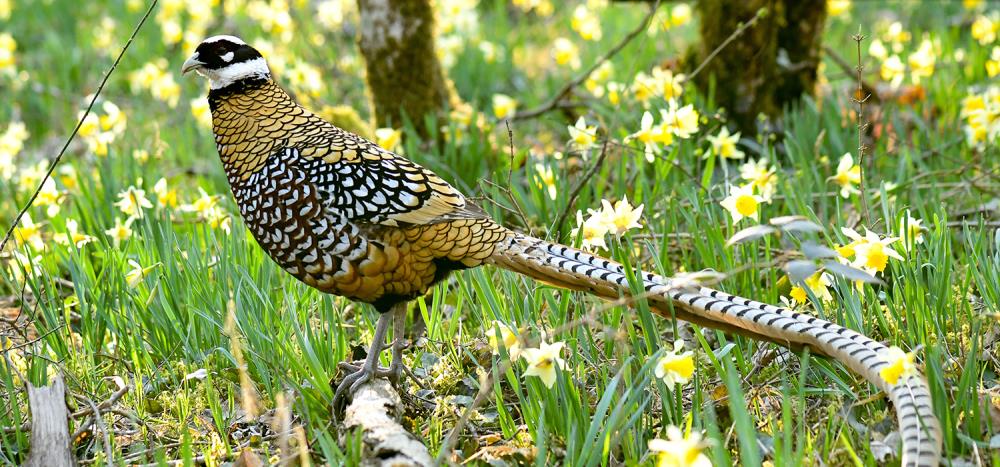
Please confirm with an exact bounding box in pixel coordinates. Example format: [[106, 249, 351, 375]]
[[488, 233, 941, 467]]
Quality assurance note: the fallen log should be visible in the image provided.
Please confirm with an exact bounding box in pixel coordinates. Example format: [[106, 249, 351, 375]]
[[343, 379, 431, 467], [26, 373, 74, 467]]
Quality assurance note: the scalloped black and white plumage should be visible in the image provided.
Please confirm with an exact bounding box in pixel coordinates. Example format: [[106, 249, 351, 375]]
[[183, 35, 942, 463]]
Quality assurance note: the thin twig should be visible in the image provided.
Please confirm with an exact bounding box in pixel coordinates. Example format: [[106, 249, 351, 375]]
[[553, 140, 609, 238], [477, 122, 533, 233], [822, 45, 880, 104], [685, 7, 767, 83], [852, 28, 872, 225], [0, 0, 158, 252], [513, 0, 662, 120]]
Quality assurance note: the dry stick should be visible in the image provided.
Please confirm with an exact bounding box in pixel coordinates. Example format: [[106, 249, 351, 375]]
[[512, 0, 662, 121], [552, 140, 609, 238], [852, 29, 872, 226], [684, 7, 767, 83], [6, 378, 130, 435], [823, 45, 880, 104], [0, 0, 159, 252]]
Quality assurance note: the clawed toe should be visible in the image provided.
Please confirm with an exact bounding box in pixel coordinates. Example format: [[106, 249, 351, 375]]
[[331, 304, 412, 414]]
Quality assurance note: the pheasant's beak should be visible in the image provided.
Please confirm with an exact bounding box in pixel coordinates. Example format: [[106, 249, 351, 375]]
[[181, 53, 205, 75]]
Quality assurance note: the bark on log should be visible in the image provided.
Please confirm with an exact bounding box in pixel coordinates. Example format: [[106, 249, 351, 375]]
[[356, 0, 453, 135], [26, 374, 74, 467], [343, 379, 431, 467]]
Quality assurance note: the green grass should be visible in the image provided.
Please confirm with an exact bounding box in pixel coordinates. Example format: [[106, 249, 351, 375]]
[[1, 0, 999, 465]]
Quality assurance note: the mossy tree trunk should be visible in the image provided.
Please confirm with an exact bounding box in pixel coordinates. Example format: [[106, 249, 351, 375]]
[[357, 0, 451, 136], [693, 0, 827, 135]]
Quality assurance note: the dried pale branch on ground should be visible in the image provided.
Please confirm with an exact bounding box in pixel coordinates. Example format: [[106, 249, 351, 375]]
[[343, 380, 432, 467]]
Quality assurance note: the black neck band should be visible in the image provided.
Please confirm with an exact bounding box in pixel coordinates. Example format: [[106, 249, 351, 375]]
[[208, 76, 271, 111]]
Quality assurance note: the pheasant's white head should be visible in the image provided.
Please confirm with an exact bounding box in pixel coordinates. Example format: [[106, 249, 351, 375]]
[[182, 35, 271, 90]]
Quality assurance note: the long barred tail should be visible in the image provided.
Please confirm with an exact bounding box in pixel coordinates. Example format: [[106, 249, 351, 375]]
[[487, 233, 941, 466]]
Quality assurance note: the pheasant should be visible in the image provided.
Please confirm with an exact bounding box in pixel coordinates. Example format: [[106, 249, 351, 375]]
[[182, 35, 941, 465]]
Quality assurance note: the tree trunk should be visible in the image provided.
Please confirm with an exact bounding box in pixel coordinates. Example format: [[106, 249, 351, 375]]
[[693, 0, 827, 135], [357, 0, 452, 135]]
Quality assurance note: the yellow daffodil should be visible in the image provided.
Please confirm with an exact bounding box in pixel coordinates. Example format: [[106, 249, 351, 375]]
[[491, 94, 518, 120], [971, 13, 997, 45], [0, 120, 27, 178], [987, 46, 1000, 78], [54, 219, 96, 248], [596, 196, 644, 236], [0, 33, 16, 75], [567, 116, 598, 151], [521, 339, 566, 388], [652, 67, 685, 102], [191, 97, 212, 127], [317, 0, 354, 30], [133, 148, 151, 163], [153, 177, 178, 208], [585, 61, 614, 96], [534, 163, 557, 200], [128, 60, 180, 107], [104, 217, 135, 248], [654, 340, 695, 388], [572, 210, 609, 250], [552, 37, 580, 69], [852, 230, 903, 275], [648, 426, 711, 467], [705, 126, 744, 160], [478, 41, 499, 63], [738, 158, 777, 203], [898, 211, 925, 251], [7, 251, 43, 283], [571, 5, 602, 41], [125, 259, 160, 288], [879, 346, 916, 385], [836, 226, 868, 260], [908, 39, 936, 83], [827, 0, 850, 17], [13, 214, 44, 251], [660, 101, 699, 139], [830, 153, 861, 198], [960, 87, 1000, 147], [287, 61, 324, 99], [205, 206, 232, 234], [183, 188, 219, 215], [789, 271, 834, 305], [626, 111, 668, 162], [883, 22, 911, 49], [35, 179, 65, 218], [605, 82, 624, 106], [374, 127, 403, 152], [720, 184, 762, 223], [880, 55, 905, 88], [488, 321, 522, 360], [632, 71, 658, 105], [669, 3, 692, 28], [868, 39, 888, 61], [115, 185, 154, 218]]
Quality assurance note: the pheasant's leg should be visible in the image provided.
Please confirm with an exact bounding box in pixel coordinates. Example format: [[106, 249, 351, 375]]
[[384, 304, 407, 383], [332, 310, 393, 410]]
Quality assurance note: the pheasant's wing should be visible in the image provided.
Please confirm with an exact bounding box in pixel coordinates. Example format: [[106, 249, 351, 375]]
[[290, 123, 488, 227]]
